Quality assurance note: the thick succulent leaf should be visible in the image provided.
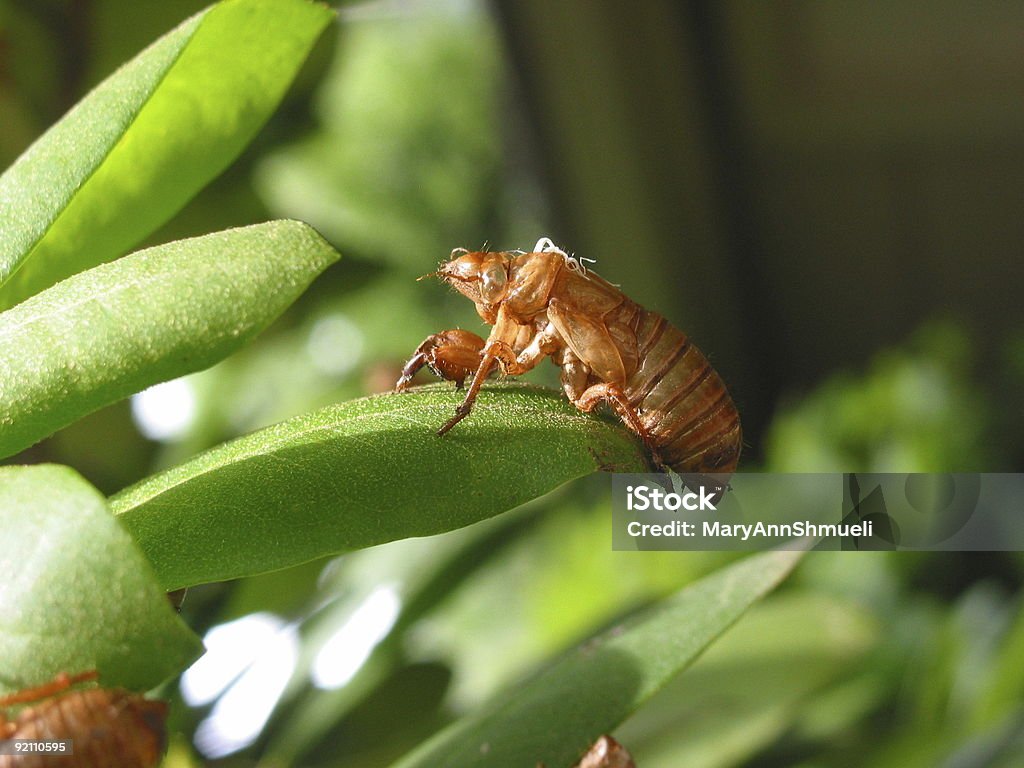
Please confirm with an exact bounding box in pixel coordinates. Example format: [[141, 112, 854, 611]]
[[0, 220, 339, 458], [0, 464, 202, 695], [0, 0, 333, 310], [111, 384, 649, 590]]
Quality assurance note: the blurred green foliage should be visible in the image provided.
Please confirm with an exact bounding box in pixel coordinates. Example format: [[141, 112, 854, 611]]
[[256, 6, 505, 269], [765, 322, 997, 473]]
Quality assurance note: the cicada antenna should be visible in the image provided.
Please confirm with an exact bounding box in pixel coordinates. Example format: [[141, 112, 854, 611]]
[[421, 265, 473, 284]]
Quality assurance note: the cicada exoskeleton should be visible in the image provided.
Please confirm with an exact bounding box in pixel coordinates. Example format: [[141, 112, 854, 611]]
[[397, 238, 741, 484], [0, 671, 167, 768]]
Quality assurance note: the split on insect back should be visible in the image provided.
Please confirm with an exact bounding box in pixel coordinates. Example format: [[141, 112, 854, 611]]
[[396, 237, 742, 494], [0, 671, 167, 768]]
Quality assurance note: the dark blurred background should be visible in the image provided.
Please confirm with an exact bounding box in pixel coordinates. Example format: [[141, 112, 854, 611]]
[[3, 1, 1024, 766], [497, 1, 1024, 449]]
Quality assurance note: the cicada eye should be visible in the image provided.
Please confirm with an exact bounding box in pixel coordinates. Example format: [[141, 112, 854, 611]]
[[481, 262, 507, 303]]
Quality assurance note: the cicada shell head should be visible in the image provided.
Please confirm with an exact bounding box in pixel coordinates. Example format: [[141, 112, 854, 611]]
[[438, 250, 513, 308]]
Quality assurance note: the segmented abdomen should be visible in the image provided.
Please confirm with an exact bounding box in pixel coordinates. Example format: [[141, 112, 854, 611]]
[[0, 689, 167, 768], [623, 308, 741, 476]]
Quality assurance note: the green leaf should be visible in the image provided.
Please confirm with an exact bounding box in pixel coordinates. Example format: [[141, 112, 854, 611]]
[[0, 0, 333, 310], [111, 384, 648, 590], [616, 593, 878, 767], [0, 464, 202, 695], [0, 220, 339, 459], [388, 549, 805, 768]]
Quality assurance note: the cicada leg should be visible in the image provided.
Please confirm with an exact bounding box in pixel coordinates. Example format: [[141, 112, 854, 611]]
[[395, 329, 487, 392], [0, 671, 98, 708], [571, 382, 663, 466], [436, 309, 541, 436], [436, 339, 514, 436]]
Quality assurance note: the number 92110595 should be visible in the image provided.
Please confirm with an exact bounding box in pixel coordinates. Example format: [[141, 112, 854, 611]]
[[396, 238, 742, 486]]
